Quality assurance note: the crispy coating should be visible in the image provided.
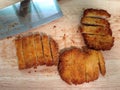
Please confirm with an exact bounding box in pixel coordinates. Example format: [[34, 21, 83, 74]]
[[84, 8, 111, 18], [84, 49, 99, 82], [41, 34, 53, 66], [81, 17, 110, 27], [83, 34, 114, 50], [81, 25, 112, 35], [80, 8, 114, 50], [15, 33, 59, 69], [15, 37, 26, 70], [50, 37, 59, 65], [58, 48, 86, 84], [98, 51, 106, 76], [22, 34, 37, 68], [34, 33, 44, 65], [58, 48, 106, 85]]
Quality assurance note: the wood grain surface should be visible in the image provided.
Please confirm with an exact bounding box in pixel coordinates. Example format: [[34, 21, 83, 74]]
[[0, 0, 120, 90], [0, 0, 22, 9]]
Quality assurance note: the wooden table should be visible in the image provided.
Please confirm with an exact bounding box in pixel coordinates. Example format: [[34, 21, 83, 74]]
[[0, 0, 23, 9], [0, 0, 120, 90]]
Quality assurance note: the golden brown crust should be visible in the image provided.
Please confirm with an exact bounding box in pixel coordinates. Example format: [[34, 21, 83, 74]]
[[34, 33, 45, 65], [58, 48, 86, 85], [81, 17, 110, 27], [97, 51, 106, 76], [58, 47, 106, 85], [15, 33, 59, 69], [80, 8, 114, 50], [49, 37, 59, 65], [81, 25, 112, 35], [15, 37, 26, 70], [83, 34, 114, 50], [84, 49, 99, 82], [84, 8, 111, 18], [41, 34, 53, 66], [22, 34, 37, 68]]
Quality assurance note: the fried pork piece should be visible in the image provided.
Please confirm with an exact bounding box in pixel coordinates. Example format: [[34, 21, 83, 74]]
[[58, 47, 106, 85], [80, 8, 114, 50], [83, 34, 114, 50], [97, 51, 106, 75], [50, 37, 59, 65], [22, 34, 37, 68], [84, 49, 99, 82], [81, 17, 110, 27], [58, 48, 86, 84], [15, 33, 59, 69], [84, 8, 111, 18], [41, 34, 53, 66], [34, 33, 44, 65], [81, 25, 112, 35], [15, 36, 26, 70]]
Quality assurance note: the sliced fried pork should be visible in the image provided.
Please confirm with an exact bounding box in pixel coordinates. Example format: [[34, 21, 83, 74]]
[[80, 8, 114, 50], [34, 33, 44, 65], [84, 49, 99, 82], [22, 34, 37, 68], [98, 51, 106, 75], [15, 33, 59, 69], [84, 8, 111, 18], [83, 34, 114, 50], [58, 47, 106, 85], [81, 25, 112, 35], [58, 48, 86, 85], [15, 36, 26, 70], [41, 34, 53, 66], [50, 37, 59, 65], [81, 17, 110, 27]]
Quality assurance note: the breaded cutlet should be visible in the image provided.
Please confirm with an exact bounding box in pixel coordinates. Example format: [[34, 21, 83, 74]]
[[15, 36, 26, 70], [58, 47, 106, 85], [15, 33, 59, 69], [97, 51, 106, 76], [22, 34, 37, 68], [34, 33, 44, 65], [58, 48, 86, 85], [81, 17, 110, 27], [80, 8, 114, 50], [49, 37, 59, 65], [84, 8, 111, 18], [83, 34, 114, 50], [41, 34, 53, 66], [84, 49, 99, 82], [81, 25, 112, 35]]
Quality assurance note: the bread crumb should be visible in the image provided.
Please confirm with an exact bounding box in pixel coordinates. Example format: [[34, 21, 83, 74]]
[[53, 25, 56, 28], [63, 34, 66, 40], [28, 71, 31, 73]]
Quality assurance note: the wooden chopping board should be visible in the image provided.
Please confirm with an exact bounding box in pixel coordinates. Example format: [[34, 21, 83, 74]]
[[0, 0, 120, 90], [0, 0, 21, 9]]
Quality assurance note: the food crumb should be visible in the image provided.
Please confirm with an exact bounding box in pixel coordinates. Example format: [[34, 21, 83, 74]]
[[53, 25, 56, 28], [34, 66, 37, 69], [76, 30, 79, 33], [28, 71, 31, 73], [63, 34, 66, 40]]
